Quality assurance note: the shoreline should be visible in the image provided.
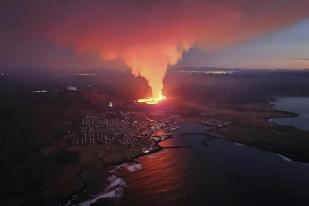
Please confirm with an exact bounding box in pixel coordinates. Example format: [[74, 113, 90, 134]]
[[64, 99, 309, 205], [63, 135, 174, 206], [204, 100, 309, 163], [203, 131, 309, 165], [265, 100, 298, 123]]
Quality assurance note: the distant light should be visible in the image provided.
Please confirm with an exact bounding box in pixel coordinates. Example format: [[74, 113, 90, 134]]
[[74, 73, 96, 76], [180, 70, 238, 75], [67, 86, 78, 91], [32, 90, 48, 93], [108, 101, 113, 107]]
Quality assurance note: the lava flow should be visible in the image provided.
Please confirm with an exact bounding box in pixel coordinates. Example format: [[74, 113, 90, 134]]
[[137, 94, 167, 105]]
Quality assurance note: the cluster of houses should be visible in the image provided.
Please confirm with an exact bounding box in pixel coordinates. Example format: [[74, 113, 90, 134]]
[[201, 119, 231, 128], [71, 110, 180, 150]]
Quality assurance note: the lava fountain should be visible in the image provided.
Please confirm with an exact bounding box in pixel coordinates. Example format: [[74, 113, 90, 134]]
[[122, 43, 190, 105]]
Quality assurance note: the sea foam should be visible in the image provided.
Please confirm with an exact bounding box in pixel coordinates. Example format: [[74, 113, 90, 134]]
[[125, 163, 143, 172], [77, 177, 126, 206], [277, 154, 292, 162], [76, 162, 142, 205]]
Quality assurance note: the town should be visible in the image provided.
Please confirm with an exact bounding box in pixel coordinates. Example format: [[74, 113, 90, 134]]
[[69, 108, 181, 154]]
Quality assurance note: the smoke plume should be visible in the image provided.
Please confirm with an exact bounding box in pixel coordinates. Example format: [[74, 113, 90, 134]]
[[40, 0, 309, 99]]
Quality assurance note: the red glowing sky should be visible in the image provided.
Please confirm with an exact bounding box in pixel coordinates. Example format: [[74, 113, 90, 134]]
[[1, 0, 309, 72]]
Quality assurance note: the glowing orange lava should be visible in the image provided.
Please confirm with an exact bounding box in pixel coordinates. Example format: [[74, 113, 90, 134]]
[[137, 94, 167, 105]]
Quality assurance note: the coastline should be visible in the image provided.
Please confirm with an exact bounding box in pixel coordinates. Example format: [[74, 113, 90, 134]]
[[62, 135, 174, 206], [63, 98, 309, 205], [266, 99, 298, 123], [202, 101, 309, 163]]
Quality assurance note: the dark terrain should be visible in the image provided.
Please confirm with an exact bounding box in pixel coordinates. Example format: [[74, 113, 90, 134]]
[[1, 68, 309, 205]]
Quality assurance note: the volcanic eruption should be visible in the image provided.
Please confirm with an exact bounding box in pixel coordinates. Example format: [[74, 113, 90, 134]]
[[39, 0, 309, 104]]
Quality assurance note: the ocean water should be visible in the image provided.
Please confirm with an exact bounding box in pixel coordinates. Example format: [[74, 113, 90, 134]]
[[119, 122, 309, 206], [270, 97, 309, 131]]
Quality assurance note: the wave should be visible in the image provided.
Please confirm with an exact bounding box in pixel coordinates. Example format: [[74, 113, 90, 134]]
[[276, 154, 292, 162], [77, 176, 127, 206], [76, 162, 142, 205], [276, 153, 309, 166], [77, 188, 123, 206], [125, 163, 143, 172]]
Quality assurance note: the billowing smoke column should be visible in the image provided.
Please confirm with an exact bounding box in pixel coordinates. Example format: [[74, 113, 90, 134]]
[[44, 0, 309, 103]]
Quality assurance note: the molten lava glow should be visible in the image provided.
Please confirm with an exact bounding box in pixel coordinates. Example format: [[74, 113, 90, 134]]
[[137, 94, 167, 105], [124, 43, 188, 105]]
